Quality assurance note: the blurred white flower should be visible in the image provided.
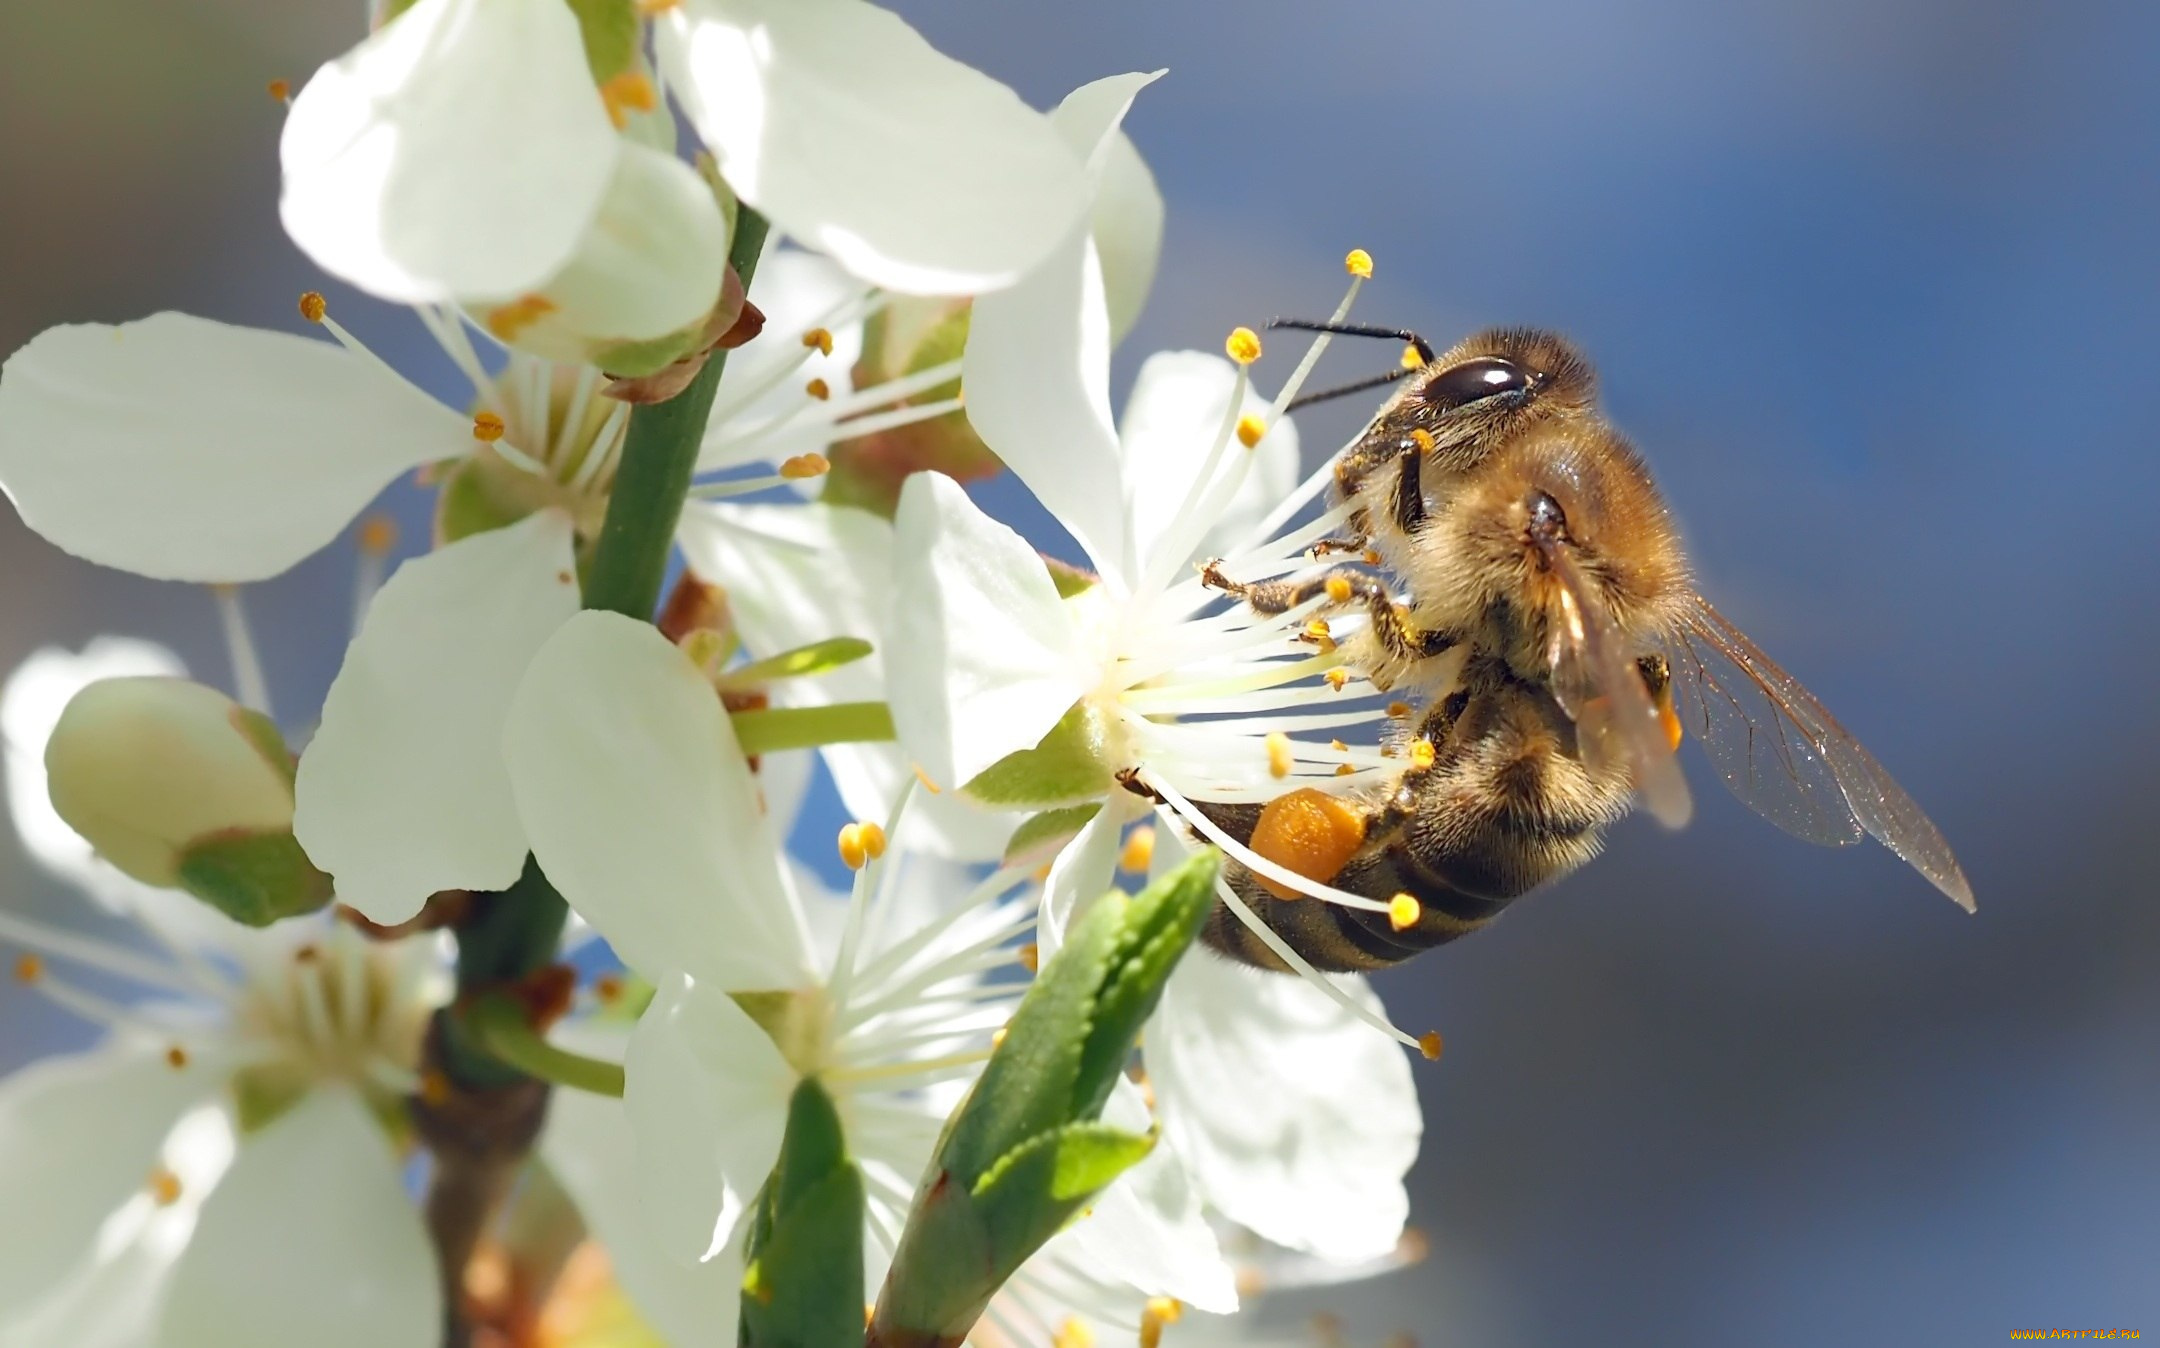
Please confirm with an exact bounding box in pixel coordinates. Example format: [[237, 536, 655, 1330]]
[[500, 610, 1236, 1339], [0, 641, 448, 1348]]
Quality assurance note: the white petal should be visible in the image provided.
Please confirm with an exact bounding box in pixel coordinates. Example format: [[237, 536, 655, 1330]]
[[887, 473, 1097, 790], [160, 1088, 437, 1348], [483, 142, 730, 369], [0, 1040, 210, 1313], [503, 610, 812, 988], [1045, 1077, 1238, 1312], [1118, 349, 1300, 577], [279, 0, 618, 303], [701, 249, 864, 472], [1093, 128, 1164, 345], [962, 72, 1158, 583], [1036, 793, 1134, 960], [678, 501, 1020, 859], [657, 0, 1087, 295], [294, 511, 579, 924], [542, 1024, 743, 1345], [622, 974, 793, 1265], [1150, 955, 1420, 1262], [2, 639, 184, 906], [0, 315, 466, 582]]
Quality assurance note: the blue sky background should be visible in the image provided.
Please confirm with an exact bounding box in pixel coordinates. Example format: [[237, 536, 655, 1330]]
[[3, 1, 2156, 1342]]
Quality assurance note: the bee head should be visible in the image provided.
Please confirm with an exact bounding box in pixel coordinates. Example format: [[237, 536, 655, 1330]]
[[1374, 327, 1597, 476]]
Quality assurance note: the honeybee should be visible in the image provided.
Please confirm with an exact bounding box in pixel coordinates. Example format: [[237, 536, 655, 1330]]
[[1191, 327, 1972, 974]]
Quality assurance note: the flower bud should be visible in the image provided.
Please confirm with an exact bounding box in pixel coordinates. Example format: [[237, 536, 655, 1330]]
[[45, 678, 331, 926], [824, 296, 1000, 515], [468, 141, 732, 377]]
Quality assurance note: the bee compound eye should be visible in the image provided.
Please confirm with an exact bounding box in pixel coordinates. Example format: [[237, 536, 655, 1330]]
[[1420, 356, 1531, 411]]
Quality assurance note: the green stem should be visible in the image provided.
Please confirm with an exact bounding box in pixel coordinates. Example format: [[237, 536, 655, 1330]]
[[732, 701, 895, 756], [582, 209, 774, 618], [441, 856, 569, 1089], [463, 993, 626, 1098]]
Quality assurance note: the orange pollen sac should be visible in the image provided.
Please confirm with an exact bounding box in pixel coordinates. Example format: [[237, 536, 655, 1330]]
[[1334, 762, 1356, 776], [1654, 680, 1684, 752], [1118, 825, 1156, 875], [1363, 548, 1383, 565], [1224, 326, 1262, 365], [1051, 1317, 1095, 1348], [780, 452, 831, 479], [800, 327, 835, 356], [1235, 412, 1267, 449], [1401, 342, 1426, 370], [1329, 739, 1348, 752], [1408, 738, 1437, 770], [486, 294, 558, 342], [358, 513, 399, 555], [1017, 942, 1040, 974], [12, 953, 41, 983], [1305, 619, 1332, 641], [1265, 731, 1295, 779], [1248, 787, 1368, 901], [1410, 427, 1438, 455], [1324, 668, 1349, 691], [471, 411, 507, 442], [1386, 701, 1411, 719], [1388, 893, 1421, 930], [1324, 575, 1354, 603], [599, 71, 658, 129], [837, 823, 871, 870], [148, 1167, 184, 1207], [1140, 1296, 1185, 1347], [804, 376, 831, 401], [165, 1044, 190, 1069], [1344, 248, 1374, 279], [267, 78, 291, 103], [297, 291, 327, 323], [859, 822, 887, 860], [1419, 1029, 1444, 1061]]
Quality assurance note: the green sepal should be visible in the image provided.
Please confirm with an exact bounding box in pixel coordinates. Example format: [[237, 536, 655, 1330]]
[[720, 637, 874, 687], [822, 297, 996, 516], [961, 703, 1117, 809], [969, 1121, 1155, 1254], [564, 0, 641, 83], [228, 706, 296, 790], [739, 1078, 864, 1348], [1001, 804, 1102, 870], [589, 317, 711, 380], [174, 829, 333, 927], [1044, 556, 1099, 599]]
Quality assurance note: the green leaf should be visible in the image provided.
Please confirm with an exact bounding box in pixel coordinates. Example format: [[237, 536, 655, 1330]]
[[720, 637, 875, 687], [1071, 849, 1220, 1120], [969, 1122, 1155, 1281], [1001, 804, 1102, 869], [739, 1079, 864, 1348]]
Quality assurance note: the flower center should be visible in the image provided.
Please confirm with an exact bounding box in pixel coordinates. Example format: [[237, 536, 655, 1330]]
[[234, 928, 434, 1108]]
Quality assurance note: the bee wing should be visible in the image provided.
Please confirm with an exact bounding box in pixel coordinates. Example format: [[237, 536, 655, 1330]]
[[1664, 595, 1973, 910], [1541, 542, 1694, 828]]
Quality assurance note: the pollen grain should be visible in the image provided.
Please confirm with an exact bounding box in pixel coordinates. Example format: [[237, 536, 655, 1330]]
[[1225, 327, 1263, 365], [1344, 248, 1374, 279]]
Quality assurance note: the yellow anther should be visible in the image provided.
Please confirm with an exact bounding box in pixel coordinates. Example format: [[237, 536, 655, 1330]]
[[485, 294, 558, 342], [991, 1025, 1008, 1048], [801, 327, 835, 356], [780, 452, 831, 479], [1334, 762, 1356, 776], [859, 822, 887, 860], [419, 1070, 453, 1107], [1305, 619, 1332, 641], [804, 376, 831, 401], [297, 291, 327, 323], [1235, 412, 1267, 448], [1389, 893, 1421, 930], [1410, 427, 1437, 455], [148, 1167, 183, 1207], [1017, 942, 1040, 974], [1324, 575, 1354, 604], [165, 1044, 190, 1069], [1387, 701, 1411, 718], [1401, 342, 1426, 370], [12, 953, 40, 983], [593, 973, 626, 1005], [1419, 1029, 1444, 1061], [1330, 739, 1348, 752], [471, 411, 506, 442], [680, 628, 728, 673], [267, 78, 291, 103], [1363, 548, 1383, 565], [1409, 738, 1436, 770], [1324, 668, 1349, 691], [913, 764, 942, 794], [1139, 1297, 1185, 1347], [1265, 731, 1294, 779], [1344, 248, 1374, 279], [1118, 825, 1156, 875], [837, 823, 871, 870], [1053, 1318, 1096, 1348], [599, 71, 658, 129], [358, 513, 399, 555], [1224, 327, 1262, 365]]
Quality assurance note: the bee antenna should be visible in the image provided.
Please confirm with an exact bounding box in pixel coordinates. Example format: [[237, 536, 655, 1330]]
[[1283, 366, 1415, 413], [1265, 318, 1436, 366]]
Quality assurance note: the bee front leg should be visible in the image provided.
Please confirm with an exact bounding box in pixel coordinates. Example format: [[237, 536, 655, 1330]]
[[1198, 562, 1456, 665]]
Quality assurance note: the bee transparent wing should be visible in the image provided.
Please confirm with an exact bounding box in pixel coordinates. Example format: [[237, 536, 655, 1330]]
[[1665, 595, 1973, 910], [1542, 543, 1693, 828]]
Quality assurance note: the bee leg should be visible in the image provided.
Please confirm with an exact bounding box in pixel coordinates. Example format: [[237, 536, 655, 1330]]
[[1198, 562, 1457, 664], [1391, 440, 1426, 536], [1307, 535, 1372, 559]]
